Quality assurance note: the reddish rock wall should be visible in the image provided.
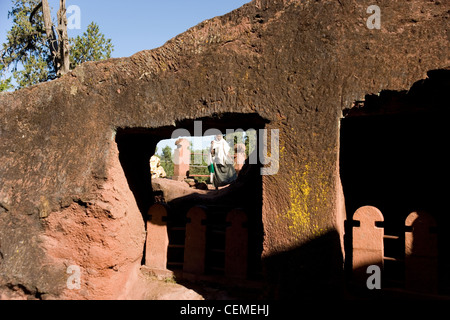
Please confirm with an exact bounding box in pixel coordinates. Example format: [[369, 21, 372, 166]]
[[0, 0, 448, 299]]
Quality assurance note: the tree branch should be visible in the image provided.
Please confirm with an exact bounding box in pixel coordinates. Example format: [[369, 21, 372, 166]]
[[56, 0, 70, 76], [41, 0, 54, 39], [29, 1, 43, 24]]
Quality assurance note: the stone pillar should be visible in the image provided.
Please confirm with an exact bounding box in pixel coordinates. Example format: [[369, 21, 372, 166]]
[[225, 209, 248, 279], [352, 206, 384, 283], [145, 204, 170, 273], [405, 211, 438, 294], [183, 206, 207, 275], [173, 138, 190, 181]]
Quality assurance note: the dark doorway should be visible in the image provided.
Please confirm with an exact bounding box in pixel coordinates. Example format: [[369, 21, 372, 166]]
[[115, 113, 269, 285], [340, 70, 450, 295]]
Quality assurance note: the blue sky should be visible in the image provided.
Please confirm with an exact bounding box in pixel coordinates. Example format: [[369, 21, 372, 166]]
[[0, 0, 250, 58], [0, 0, 250, 153]]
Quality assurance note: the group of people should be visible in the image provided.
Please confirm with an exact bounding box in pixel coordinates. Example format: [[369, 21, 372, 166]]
[[150, 134, 243, 190]]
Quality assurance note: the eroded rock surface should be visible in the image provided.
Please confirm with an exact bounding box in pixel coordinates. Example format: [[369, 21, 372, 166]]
[[0, 0, 448, 299]]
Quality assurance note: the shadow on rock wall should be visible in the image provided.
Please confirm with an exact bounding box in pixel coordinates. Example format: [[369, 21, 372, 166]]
[[262, 230, 345, 300]]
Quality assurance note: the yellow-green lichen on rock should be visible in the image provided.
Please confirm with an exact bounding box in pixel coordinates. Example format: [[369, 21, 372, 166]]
[[281, 161, 330, 239]]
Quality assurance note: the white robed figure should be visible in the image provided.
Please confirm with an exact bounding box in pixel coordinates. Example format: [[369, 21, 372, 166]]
[[209, 135, 237, 189]]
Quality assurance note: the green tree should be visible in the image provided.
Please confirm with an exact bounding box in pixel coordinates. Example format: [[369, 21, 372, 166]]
[[160, 146, 174, 178], [190, 147, 210, 183], [244, 129, 257, 158], [161, 146, 173, 162], [0, 64, 13, 92], [1, 0, 113, 89], [2, 0, 52, 88], [69, 22, 113, 70]]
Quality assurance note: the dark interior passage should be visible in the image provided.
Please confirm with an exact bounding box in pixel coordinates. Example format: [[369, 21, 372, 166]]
[[116, 132, 156, 217], [340, 69, 450, 295], [341, 112, 448, 230]]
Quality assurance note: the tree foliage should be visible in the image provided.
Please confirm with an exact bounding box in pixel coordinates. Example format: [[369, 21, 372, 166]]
[[0, 64, 13, 92], [2, 0, 52, 88], [69, 22, 113, 70], [160, 146, 174, 178], [1, 0, 114, 89], [189, 147, 211, 183]]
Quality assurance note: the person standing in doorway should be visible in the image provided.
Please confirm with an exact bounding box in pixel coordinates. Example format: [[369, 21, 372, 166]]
[[210, 134, 237, 190]]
